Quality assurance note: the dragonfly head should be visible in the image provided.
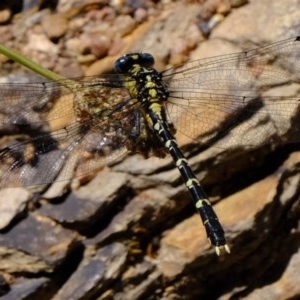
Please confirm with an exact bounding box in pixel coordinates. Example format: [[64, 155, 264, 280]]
[[114, 53, 155, 74]]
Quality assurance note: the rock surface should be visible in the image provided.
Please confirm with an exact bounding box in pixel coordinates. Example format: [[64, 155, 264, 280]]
[[0, 0, 300, 299]]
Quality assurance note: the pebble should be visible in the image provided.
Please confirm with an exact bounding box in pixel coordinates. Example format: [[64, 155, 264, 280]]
[[41, 14, 68, 39]]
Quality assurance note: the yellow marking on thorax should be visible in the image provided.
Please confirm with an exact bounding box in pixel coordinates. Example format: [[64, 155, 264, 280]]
[[124, 77, 138, 98], [149, 102, 163, 117]]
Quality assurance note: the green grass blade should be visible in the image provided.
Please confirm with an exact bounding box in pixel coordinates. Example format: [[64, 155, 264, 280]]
[[0, 43, 66, 82]]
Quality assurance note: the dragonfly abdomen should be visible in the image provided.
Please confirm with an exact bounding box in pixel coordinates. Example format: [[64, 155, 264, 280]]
[[115, 52, 229, 254]]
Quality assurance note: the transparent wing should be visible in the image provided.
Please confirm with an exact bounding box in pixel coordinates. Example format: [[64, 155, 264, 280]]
[[164, 36, 300, 147], [0, 121, 130, 188], [2, 37, 300, 187], [0, 77, 138, 188], [0, 75, 124, 129]]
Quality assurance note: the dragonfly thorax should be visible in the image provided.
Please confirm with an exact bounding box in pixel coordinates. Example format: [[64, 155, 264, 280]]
[[115, 53, 169, 107]]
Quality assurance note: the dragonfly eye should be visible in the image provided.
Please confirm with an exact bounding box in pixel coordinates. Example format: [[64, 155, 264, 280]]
[[114, 53, 155, 74], [139, 53, 155, 67]]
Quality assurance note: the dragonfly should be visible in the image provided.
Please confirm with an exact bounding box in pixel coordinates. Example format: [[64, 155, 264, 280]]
[[1, 36, 300, 255]]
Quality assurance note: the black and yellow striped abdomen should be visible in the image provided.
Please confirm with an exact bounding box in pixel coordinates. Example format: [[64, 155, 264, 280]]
[[114, 53, 229, 255]]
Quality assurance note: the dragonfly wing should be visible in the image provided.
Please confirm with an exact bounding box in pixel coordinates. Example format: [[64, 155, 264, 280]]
[[0, 117, 133, 188], [0, 76, 138, 187], [165, 37, 300, 148]]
